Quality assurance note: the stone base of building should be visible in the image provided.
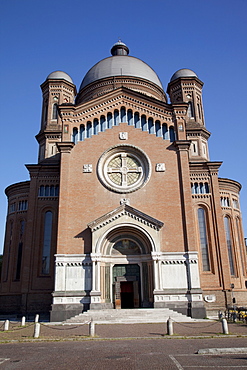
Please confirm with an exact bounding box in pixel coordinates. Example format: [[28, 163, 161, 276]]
[[153, 289, 206, 318], [202, 289, 247, 317], [90, 302, 114, 310], [50, 303, 84, 322], [50, 290, 92, 321], [0, 293, 52, 316]]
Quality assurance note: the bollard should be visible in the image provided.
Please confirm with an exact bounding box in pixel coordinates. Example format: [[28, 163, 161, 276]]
[[89, 320, 95, 337], [167, 317, 173, 336], [33, 323, 40, 338], [222, 318, 229, 334], [21, 316, 26, 326], [35, 314, 39, 323], [4, 320, 9, 331]]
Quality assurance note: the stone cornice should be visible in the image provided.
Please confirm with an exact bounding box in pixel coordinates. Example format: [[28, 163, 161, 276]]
[[186, 125, 211, 140], [5, 181, 30, 197], [40, 78, 77, 95], [218, 177, 242, 192], [88, 204, 164, 232], [189, 161, 222, 173], [56, 142, 75, 153], [60, 87, 173, 123], [174, 140, 191, 151]]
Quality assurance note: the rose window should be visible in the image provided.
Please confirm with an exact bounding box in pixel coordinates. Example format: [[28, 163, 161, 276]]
[[97, 145, 151, 193]]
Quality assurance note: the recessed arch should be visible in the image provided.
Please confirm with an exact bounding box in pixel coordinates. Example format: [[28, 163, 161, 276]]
[[95, 223, 156, 256]]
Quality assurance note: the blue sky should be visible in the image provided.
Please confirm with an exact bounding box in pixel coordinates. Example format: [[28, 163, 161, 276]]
[[0, 0, 246, 253]]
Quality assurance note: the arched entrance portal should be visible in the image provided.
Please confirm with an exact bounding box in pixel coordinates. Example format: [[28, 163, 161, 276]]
[[100, 229, 154, 309]]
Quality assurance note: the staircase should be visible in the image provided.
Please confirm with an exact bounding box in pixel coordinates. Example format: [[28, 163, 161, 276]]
[[64, 308, 202, 324]]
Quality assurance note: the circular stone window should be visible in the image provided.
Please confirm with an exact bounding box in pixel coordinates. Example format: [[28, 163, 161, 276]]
[[97, 144, 151, 193]]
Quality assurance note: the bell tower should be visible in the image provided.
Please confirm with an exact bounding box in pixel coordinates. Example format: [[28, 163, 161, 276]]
[[37, 71, 76, 162], [167, 69, 210, 161]]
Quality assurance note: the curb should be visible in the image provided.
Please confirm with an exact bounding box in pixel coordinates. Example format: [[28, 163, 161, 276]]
[[197, 347, 247, 354]]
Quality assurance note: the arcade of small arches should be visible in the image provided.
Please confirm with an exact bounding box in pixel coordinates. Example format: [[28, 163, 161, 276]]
[[38, 185, 59, 197], [191, 182, 210, 194], [71, 107, 176, 143]]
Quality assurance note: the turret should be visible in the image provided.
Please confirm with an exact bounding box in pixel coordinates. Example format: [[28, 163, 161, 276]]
[[37, 71, 76, 162], [167, 69, 210, 162]]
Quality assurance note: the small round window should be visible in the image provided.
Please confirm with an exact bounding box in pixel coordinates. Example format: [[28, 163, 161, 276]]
[[97, 144, 151, 193]]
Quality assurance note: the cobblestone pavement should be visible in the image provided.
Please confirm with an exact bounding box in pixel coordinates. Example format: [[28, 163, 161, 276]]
[[0, 320, 246, 342]]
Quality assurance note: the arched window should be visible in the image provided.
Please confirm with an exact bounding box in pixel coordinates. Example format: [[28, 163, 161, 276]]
[[141, 115, 147, 131], [16, 220, 25, 280], [155, 120, 161, 137], [236, 217, 245, 276], [100, 115, 106, 132], [42, 211, 53, 275], [188, 101, 194, 118], [42, 102, 48, 125], [55, 185, 59, 196], [194, 182, 199, 194], [197, 103, 202, 119], [86, 121, 92, 138], [107, 112, 113, 129], [134, 112, 140, 128], [45, 185, 49, 196], [114, 110, 119, 126], [127, 110, 133, 125], [169, 126, 175, 142], [198, 208, 210, 271], [148, 118, 154, 134], [50, 185, 55, 196], [199, 182, 205, 194], [39, 185, 44, 196], [162, 124, 168, 140], [224, 217, 235, 276], [191, 183, 195, 194], [120, 107, 126, 122], [72, 127, 78, 144], [52, 103, 58, 120], [93, 118, 99, 135], [80, 124, 85, 141], [4, 221, 13, 282]]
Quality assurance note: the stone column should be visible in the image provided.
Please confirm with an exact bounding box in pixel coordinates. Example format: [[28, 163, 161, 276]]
[[151, 252, 162, 291], [90, 253, 102, 309], [92, 260, 96, 291]]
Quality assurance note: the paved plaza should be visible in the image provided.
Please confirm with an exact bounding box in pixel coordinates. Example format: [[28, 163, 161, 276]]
[[0, 336, 247, 369], [0, 319, 246, 341], [0, 320, 246, 369]]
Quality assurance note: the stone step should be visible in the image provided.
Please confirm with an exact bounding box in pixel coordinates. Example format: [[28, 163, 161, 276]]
[[64, 308, 200, 324]]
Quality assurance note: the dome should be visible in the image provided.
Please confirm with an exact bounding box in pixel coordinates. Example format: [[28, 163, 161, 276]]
[[80, 42, 163, 91], [46, 70, 73, 84], [170, 68, 198, 82]]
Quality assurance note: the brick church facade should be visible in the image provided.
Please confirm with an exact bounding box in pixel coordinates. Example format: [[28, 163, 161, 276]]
[[1, 41, 246, 321]]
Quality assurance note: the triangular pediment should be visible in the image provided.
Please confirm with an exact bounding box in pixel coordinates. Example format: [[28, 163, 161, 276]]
[[88, 204, 163, 232]]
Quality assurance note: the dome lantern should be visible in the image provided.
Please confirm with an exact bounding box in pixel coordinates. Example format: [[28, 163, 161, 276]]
[[110, 40, 129, 56]]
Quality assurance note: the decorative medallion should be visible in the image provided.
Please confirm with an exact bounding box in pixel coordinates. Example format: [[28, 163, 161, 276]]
[[119, 132, 128, 140], [97, 144, 151, 193], [83, 164, 93, 173], [155, 163, 165, 172], [120, 198, 130, 205]]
